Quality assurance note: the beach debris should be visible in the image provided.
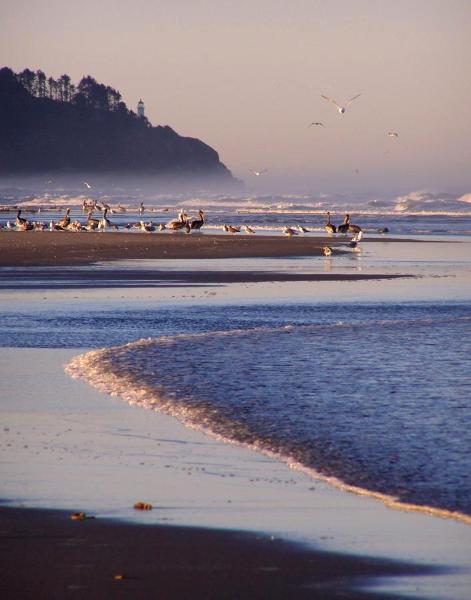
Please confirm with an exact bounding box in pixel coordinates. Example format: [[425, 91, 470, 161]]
[[323, 246, 333, 257], [321, 93, 361, 115], [70, 512, 95, 520], [133, 501, 153, 510]]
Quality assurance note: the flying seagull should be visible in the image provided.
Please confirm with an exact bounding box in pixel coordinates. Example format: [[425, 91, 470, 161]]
[[252, 169, 268, 176], [387, 132, 399, 137], [321, 93, 361, 114], [308, 122, 324, 127], [84, 181, 92, 189]]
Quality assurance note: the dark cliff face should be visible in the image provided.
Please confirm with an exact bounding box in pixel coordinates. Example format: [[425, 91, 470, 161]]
[[0, 67, 234, 179]]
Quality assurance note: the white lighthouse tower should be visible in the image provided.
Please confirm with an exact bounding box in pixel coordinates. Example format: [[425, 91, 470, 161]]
[[137, 99, 145, 118]]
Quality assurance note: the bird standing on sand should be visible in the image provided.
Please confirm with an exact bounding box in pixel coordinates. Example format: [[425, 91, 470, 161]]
[[321, 93, 361, 114], [348, 219, 362, 234], [223, 224, 241, 233], [323, 246, 333, 257], [57, 208, 71, 229], [86, 210, 100, 230], [15, 210, 33, 231], [337, 214, 350, 234], [325, 212, 336, 234], [166, 210, 188, 231], [296, 224, 310, 233], [189, 209, 205, 231]]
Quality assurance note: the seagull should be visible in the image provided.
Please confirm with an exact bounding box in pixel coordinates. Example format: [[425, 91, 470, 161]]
[[84, 181, 92, 189], [387, 132, 399, 137], [308, 122, 324, 127], [252, 169, 268, 177], [222, 224, 241, 233], [321, 93, 361, 114], [296, 224, 310, 233]]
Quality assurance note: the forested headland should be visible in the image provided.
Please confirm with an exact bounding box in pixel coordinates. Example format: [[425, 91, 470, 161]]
[[0, 67, 234, 180]]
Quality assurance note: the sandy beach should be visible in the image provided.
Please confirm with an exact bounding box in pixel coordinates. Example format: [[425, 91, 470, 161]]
[[1, 233, 471, 599], [1, 348, 470, 600], [0, 229, 416, 266]]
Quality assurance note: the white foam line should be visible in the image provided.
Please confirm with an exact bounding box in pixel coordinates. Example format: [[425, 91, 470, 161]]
[[65, 333, 471, 527]]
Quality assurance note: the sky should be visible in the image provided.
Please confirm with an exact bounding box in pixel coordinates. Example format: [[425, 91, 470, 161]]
[[1, 0, 470, 196]]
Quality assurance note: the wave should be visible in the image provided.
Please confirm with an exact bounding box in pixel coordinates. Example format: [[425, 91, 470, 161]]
[[2, 187, 471, 216], [65, 318, 471, 526]]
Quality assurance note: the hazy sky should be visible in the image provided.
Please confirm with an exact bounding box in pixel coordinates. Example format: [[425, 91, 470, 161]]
[[1, 0, 470, 195]]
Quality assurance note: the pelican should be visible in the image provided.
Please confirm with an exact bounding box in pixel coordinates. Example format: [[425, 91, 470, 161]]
[[243, 225, 255, 234], [325, 212, 336, 234], [337, 214, 350, 234], [223, 224, 240, 233], [86, 210, 100, 229], [189, 209, 205, 231], [57, 208, 71, 229], [321, 93, 361, 115], [387, 132, 399, 137], [166, 210, 188, 231], [283, 226, 298, 236], [99, 209, 117, 230], [16, 210, 28, 228], [348, 219, 362, 234], [308, 122, 324, 127], [323, 246, 333, 257]]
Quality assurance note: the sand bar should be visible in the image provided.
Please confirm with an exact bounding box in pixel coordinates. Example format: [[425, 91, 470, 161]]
[[0, 230, 416, 266]]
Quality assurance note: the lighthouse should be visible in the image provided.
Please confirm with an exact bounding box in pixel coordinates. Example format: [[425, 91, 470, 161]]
[[137, 99, 145, 118]]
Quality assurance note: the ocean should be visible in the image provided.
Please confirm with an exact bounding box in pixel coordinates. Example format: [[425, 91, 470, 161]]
[[1, 186, 471, 523]]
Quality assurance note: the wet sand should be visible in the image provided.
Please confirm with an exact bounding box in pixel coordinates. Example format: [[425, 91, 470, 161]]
[[0, 506, 429, 600], [0, 230, 412, 266]]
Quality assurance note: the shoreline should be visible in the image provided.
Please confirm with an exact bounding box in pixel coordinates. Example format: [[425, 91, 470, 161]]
[[2, 347, 471, 600], [0, 230, 417, 266]]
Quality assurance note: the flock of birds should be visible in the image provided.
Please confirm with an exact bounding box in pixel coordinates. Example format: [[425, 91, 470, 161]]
[[252, 93, 399, 176], [6, 207, 206, 234], [6, 204, 371, 258]]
